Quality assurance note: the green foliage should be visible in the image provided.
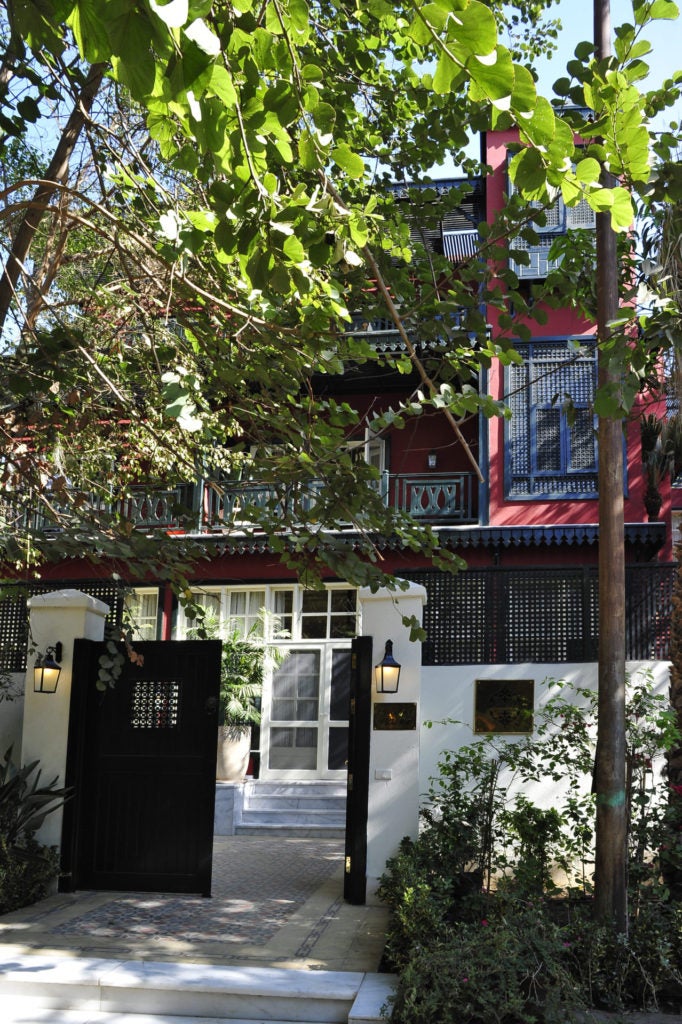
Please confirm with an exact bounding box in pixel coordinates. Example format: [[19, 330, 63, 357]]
[[217, 627, 265, 729], [186, 611, 282, 728], [379, 674, 682, 1019], [0, 747, 69, 913], [390, 904, 583, 1024], [0, 747, 71, 844], [1, 0, 680, 589], [0, 834, 59, 916]]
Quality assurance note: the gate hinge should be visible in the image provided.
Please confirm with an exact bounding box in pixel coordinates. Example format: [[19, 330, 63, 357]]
[[350, 697, 356, 715], [347, 772, 353, 792], [345, 856, 352, 874]]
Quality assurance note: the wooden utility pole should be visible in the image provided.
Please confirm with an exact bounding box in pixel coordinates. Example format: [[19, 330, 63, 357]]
[[592, 0, 628, 932]]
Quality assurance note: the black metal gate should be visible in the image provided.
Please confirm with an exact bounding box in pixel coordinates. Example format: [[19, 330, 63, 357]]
[[61, 639, 221, 896], [343, 635, 372, 904]]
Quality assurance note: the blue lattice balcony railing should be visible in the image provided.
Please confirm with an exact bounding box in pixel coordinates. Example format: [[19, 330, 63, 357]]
[[345, 309, 470, 353], [391, 473, 476, 521], [114, 490, 184, 528], [0, 472, 479, 537], [0, 487, 185, 534], [203, 472, 477, 528]]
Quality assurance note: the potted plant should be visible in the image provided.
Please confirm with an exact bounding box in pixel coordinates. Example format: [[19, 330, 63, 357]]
[[216, 627, 264, 781], [641, 414, 674, 521]]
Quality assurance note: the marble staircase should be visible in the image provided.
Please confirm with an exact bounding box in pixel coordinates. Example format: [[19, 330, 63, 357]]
[[0, 954, 395, 1024], [215, 781, 347, 838]]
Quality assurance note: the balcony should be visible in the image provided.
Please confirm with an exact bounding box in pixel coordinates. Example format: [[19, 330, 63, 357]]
[[0, 473, 479, 538], [391, 473, 476, 521], [0, 488, 185, 535], [344, 308, 475, 356], [203, 472, 478, 528]]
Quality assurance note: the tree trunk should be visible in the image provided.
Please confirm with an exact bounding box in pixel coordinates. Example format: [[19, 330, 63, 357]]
[[592, 0, 628, 933]]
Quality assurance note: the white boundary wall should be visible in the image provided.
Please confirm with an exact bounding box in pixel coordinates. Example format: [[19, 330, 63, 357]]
[[420, 660, 671, 803]]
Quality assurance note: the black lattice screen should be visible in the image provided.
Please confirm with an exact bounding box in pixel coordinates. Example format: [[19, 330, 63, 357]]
[[0, 582, 126, 672], [625, 565, 675, 661], [404, 565, 675, 665]]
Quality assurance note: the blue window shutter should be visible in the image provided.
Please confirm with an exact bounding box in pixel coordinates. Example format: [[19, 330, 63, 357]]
[[505, 340, 598, 499]]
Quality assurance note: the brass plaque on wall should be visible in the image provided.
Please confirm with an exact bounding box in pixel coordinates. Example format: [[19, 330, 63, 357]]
[[474, 679, 534, 734], [373, 702, 417, 731]]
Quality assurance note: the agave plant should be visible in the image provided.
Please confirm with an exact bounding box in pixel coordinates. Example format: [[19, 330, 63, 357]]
[[640, 413, 677, 518], [0, 747, 72, 847]]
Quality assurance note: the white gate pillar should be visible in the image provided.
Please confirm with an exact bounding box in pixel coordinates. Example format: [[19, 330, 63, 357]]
[[22, 589, 109, 848], [359, 580, 426, 902]]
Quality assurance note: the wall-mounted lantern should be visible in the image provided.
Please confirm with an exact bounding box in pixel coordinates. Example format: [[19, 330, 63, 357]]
[[427, 451, 437, 469], [375, 639, 401, 693], [34, 642, 63, 693]]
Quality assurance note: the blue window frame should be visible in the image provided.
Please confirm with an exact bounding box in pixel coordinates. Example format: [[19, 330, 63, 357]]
[[505, 339, 598, 499]]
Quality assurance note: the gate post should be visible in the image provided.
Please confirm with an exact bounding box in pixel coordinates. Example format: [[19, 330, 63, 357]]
[[22, 589, 109, 849], [358, 580, 426, 903]]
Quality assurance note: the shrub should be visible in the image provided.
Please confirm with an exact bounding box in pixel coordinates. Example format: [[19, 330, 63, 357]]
[[389, 899, 583, 1024], [379, 675, 682, 1020], [0, 747, 69, 914], [0, 835, 59, 915]]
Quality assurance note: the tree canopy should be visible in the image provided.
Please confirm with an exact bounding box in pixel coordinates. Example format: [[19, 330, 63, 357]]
[[0, 0, 680, 593]]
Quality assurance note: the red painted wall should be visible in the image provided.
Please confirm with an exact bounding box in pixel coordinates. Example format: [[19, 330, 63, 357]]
[[483, 129, 669, 553]]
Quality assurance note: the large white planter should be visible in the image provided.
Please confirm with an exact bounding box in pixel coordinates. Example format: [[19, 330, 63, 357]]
[[216, 726, 251, 781]]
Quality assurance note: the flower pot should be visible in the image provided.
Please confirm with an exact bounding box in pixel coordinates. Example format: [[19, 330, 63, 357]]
[[216, 726, 251, 781]]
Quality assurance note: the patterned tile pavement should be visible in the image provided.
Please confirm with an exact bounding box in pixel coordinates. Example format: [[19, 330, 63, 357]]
[[50, 837, 343, 946], [0, 835, 389, 971]]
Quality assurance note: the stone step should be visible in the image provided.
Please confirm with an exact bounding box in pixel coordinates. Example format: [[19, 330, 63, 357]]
[[244, 796, 346, 811], [240, 809, 346, 824], [0, 956, 394, 1023], [0, 1009, 338, 1024], [235, 824, 346, 838], [243, 783, 346, 798]]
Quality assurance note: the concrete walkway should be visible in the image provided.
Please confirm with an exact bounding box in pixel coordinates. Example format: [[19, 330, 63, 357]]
[[0, 836, 388, 973]]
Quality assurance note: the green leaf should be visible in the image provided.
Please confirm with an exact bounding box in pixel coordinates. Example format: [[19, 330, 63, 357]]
[[648, 0, 679, 21], [67, 0, 112, 62], [288, 0, 311, 38], [610, 187, 635, 230], [209, 65, 237, 107], [449, 0, 497, 55], [301, 64, 323, 82], [523, 97, 557, 148], [312, 102, 336, 133], [510, 63, 536, 114], [575, 157, 601, 184], [332, 143, 365, 178], [433, 51, 462, 95], [468, 46, 514, 105], [282, 234, 305, 263], [510, 147, 547, 195], [16, 96, 41, 123]]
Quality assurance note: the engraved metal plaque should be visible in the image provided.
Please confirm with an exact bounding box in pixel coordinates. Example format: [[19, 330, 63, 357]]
[[373, 702, 417, 731], [474, 679, 534, 734]]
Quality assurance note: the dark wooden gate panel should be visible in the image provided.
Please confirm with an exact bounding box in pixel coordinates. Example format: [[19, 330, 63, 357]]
[[344, 636, 372, 904], [62, 640, 221, 895]]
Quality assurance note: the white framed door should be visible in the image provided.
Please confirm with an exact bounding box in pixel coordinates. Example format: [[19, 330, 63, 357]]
[[260, 643, 352, 779]]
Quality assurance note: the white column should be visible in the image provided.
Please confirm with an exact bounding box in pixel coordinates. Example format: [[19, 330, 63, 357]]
[[359, 580, 426, 903], [22, 589, 109, 848]]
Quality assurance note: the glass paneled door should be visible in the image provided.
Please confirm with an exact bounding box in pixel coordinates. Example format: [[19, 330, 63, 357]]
[[263, 644, 352, 779]]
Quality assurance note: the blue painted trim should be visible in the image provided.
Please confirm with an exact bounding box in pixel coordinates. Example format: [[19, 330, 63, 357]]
[[479, 364, 490, 526], [503, 338, 600, 501]]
